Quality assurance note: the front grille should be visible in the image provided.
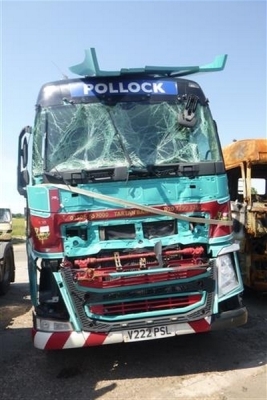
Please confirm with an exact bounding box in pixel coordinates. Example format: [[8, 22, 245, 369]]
[[61, 263, 215, 332], [90, 294, 202, 316], [77, 266, 208, 289]]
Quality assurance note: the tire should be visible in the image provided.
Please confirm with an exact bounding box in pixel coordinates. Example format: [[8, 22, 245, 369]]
[[0, 249, 13, 295]]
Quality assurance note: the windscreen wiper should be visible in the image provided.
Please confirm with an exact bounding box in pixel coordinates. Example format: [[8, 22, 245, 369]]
[[127, 165, 178, 179], [43, 170, 65, 183], [146, 164, 179, 177], [128, 166, 155, 178], [44, 167, 129, 184], [81, 166, 128, 182], [148, 164, 199, 178]]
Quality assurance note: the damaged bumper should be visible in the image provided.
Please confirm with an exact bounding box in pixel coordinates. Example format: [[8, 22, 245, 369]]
[[211, 307, 248, 331], [32, 306, 248, 350]]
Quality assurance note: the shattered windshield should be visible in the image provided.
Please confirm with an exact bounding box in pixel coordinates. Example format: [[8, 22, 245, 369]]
[[32, 100, 222, 175]]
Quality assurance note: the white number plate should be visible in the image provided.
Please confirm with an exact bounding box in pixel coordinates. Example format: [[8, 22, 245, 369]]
[[123, 325, 176, 342]]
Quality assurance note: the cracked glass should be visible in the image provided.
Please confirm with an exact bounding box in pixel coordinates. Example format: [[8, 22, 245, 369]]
[[32, 101, 221, 175]]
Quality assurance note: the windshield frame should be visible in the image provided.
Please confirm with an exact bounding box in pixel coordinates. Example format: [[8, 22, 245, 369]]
[[32, 93, 223, 176]]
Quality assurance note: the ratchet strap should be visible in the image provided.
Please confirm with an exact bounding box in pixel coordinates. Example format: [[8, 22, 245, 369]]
[[43, 183, 233, 226]]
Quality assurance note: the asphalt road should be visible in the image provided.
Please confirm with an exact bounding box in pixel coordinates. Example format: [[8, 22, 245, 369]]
[[0, 243, 266, 400]]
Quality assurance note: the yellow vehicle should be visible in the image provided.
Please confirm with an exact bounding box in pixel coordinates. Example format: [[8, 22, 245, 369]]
[[223, 139, 267, 291]]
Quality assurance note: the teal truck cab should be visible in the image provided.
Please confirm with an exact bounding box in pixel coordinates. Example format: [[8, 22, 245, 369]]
[[17, 49, 247, 350]]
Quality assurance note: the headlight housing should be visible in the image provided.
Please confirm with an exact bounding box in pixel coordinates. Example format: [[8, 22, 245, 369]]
[[217, 253, 239, 297], [36, 318, 73, 332]]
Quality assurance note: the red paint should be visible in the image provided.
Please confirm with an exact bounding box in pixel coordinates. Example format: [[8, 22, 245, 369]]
[[84, 332, 108, 347], [189, 318, 211, 332], [49, 188, 61, 213], [29, 197, 232, 254], [45, 332, 71, 350]]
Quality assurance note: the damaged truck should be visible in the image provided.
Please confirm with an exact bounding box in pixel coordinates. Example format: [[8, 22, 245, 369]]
[[17, 49, 247, 350], [223, 138, 267, 292]]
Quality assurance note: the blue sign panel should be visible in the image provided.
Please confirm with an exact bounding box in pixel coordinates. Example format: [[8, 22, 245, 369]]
[[70, 80, 177, 97]]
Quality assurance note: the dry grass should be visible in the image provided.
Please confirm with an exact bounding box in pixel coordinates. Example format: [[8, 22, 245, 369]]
[[12, 217, 26, 238]]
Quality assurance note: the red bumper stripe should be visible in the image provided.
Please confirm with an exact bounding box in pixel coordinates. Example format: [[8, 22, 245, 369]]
[[45, 332, 71, 350], [189, 318, 211, 332], [84, 332, 108, 347]]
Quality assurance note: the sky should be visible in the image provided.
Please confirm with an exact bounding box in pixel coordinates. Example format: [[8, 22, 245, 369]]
[[0, 0, 266, 213]]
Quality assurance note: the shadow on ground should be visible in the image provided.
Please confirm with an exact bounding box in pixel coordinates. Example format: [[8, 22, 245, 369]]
[[0, 282, 31, 329]]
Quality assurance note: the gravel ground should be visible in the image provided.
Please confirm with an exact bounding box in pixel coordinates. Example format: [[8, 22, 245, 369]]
[[0, 244, 266, 400]]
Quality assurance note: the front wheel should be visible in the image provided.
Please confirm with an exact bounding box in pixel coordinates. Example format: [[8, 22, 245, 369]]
[[0, 248, 14, 295]]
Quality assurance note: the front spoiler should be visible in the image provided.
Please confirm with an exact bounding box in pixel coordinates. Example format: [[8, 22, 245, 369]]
[[211, 307, 248, 331], [32, 307, 248, 350]]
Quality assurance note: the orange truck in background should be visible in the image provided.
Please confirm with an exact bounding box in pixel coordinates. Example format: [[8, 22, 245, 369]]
[[223, 139, 267, 292]]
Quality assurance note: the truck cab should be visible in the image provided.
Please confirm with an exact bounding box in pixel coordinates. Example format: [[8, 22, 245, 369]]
[[17, 49, 247, 350]]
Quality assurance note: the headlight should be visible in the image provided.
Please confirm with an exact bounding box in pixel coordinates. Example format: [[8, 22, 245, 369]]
[[36, 318, 73, 332], [217, 254, 239, 297]]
